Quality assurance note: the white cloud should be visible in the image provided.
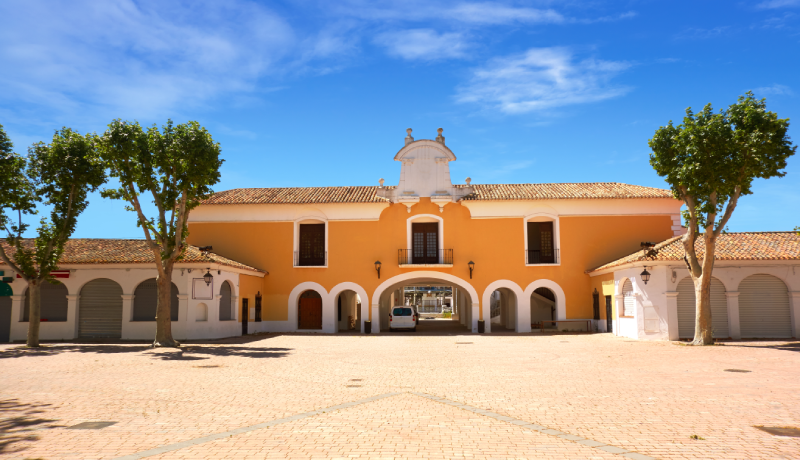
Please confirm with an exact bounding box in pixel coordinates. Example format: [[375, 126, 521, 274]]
[[756, 0, 800, 8], [375, 29, 468, 60], [753, 84, 794, 96], [0, 0, 344, 123], [448, 3, 564, 25], [456, 47, 631, 114], [329, 1, 565, 25]]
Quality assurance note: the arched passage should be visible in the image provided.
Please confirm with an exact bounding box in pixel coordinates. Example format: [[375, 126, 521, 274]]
[[482, 280, 527, 333], [329, 282, 369, 333], [524, 279, 566, 324], [372, 271, 479, 334]]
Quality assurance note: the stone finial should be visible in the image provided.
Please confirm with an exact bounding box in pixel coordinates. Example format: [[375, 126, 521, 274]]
[[435, 127, 445, 145], [405, 128, 414, 145], [379, 178, 385, 187], [465, 177, 471, 185]]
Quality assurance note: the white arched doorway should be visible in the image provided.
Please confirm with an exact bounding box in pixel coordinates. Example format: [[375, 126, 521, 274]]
[[524, 279, 566, 324], [329, 282, 369, 333], [371, 271, 479, 333], [482, 280, 527, 333]]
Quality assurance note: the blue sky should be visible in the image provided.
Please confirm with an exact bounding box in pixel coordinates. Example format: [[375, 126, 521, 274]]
[[1, 0, 798, 238]]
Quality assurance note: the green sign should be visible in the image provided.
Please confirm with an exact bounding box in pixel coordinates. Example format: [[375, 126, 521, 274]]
[[0, 282, 11, 297]]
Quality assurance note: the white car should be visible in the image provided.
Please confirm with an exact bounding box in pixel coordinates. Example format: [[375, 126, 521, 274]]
[[389, 307, 417, 332]]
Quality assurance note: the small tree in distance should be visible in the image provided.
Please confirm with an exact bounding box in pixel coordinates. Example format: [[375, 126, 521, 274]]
[[0, 125, 106, 347], [649, 92, 795, 345], [99, 119, 222, 348]]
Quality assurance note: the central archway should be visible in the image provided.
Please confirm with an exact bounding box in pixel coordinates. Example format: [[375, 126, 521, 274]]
[[371, 271, 479, 333]]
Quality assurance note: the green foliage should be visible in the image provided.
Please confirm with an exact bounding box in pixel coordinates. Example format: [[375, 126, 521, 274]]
[[0, 126, 106, 281], [98, 119, 222, 266], [0, 124, 37, 241], [649, 92, 795, 232]]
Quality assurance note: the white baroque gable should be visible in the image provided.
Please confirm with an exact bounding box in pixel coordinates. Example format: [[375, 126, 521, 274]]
[[377, 129, 473, 211]]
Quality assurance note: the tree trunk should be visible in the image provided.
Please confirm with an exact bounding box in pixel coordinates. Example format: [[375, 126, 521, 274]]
[[26, 280, 41, 348], [153, 272, 179, 348], [692, 273, 714, 346]]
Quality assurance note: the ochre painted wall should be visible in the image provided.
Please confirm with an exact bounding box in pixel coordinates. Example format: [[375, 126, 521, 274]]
[[238, 274, 265, 323], [589, 274, 616, 320], [188, 198, 675, 322]]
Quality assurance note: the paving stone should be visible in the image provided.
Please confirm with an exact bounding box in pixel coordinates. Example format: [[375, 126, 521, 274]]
[[1, 332, 799, 459]]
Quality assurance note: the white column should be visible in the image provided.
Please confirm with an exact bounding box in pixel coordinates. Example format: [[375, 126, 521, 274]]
[[120, 294, 134, 339], [789, 291, 800, 339], [66, 294, 80, 339], [371, 302, 380, 334], [665, 292, 679, 341], [473, 302, 481, 333], [10, 294, 25, 341], [174, 294, 189, 340], [614, 294, 624, 336], [213, 294, 222, 322], [726, 291, 741, 340], [232, 296, 239, 320], [516, 291, 531, 333]]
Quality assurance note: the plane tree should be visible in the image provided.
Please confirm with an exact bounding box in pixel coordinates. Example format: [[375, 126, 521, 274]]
[[0, 125, 106, 347], [99, 119, 222, 348], [649, 92, 795, 345]]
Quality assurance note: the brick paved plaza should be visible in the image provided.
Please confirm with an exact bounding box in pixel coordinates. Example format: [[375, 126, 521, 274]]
[[1, 322, 799, 460]]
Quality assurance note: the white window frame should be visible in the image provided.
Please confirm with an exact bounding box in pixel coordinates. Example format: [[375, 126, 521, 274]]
[[404, 214, 448, 266], [523, 213, 560, 266], [293, 217, 328, 268]]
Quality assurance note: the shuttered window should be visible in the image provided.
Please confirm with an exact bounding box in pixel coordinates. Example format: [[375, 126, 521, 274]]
[[676, 277, 729, 339], [219, 281, 233, 321], [739, 274, 791, 338], [23, 282, 68, 322], [298, 224, 325, 266], [132, 279, 179, 321], [622, 279, 635, 317]]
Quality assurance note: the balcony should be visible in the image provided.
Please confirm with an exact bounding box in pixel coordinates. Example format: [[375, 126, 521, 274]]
[[398, 249, 454, 267], [294, 251, 327, 267], [526, 249, 559, 265]]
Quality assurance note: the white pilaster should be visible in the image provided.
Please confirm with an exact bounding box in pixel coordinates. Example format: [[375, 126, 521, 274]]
[[790, 291, 800, 339], [174, 294, 189, 339], [213, 294, 222, 322], [726, 291, 741, 340], [66, 294, 80, 338], [472, 302, 480, 333], [516, 293, 531, 333], [9, 295, 25, 341], [371, 303, 380, 334], [614, 294, 624, 336], [665, 292, 679, 341]]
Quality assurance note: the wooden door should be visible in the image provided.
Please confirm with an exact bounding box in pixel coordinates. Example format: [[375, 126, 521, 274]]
[[412, 223, 439, 264], [242, 298, 249, 335], [299, 297, 323, 329], [605, 296, 612, 333]]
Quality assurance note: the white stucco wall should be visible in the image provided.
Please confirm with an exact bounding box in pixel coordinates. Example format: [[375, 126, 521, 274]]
[[609, 262, 800, 341], [4, 265, 251, 342]]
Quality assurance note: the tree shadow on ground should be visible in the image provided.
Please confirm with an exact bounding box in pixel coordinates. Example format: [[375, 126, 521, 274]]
[[722, 340, 800, 354], [0, 399, 62, 457], [0, 344, 293, 360]]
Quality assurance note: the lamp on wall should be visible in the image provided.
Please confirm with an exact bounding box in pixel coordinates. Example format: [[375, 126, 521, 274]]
[[375, 260, 382, 279], [468, 261, 475, 279], [203, 268, 214, 286], [640, 266, 651, 285]]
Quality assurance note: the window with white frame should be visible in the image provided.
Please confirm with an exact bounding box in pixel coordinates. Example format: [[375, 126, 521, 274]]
[[294, 219, 327, 267], [622, 279, 635, 317], [524, 215, 559, 265]]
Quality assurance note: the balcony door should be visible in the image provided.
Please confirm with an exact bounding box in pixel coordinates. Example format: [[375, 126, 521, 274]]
[[412, 222, 439, 264], [527, 221, 555, 264], [298, 223, 325, 266]]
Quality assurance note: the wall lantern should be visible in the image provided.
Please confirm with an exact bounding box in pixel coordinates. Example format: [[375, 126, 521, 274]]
[[640, 266, 651, 285], [374, 260, 382, 279], [468, 261, 475, 279], [203, 268, 214, 286]]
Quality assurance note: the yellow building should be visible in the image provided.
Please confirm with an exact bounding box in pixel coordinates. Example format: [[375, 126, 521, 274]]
[[186, 129, 683, 334]]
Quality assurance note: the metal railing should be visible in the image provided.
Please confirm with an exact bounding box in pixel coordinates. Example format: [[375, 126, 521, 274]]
[[526, 249, 559, 264], [294, 251, 327, 267], [398, 249, 454, 265]]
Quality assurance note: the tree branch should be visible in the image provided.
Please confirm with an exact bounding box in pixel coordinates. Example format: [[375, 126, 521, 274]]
[[679, 186, 702, 277], [713, 185, 741, 238]]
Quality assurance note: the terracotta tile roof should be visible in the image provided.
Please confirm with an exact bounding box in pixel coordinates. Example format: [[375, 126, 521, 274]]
[[458, 182, 672, 201], [202, 186, 394, 205], [202, 182, 672, 205], [0, 239, 265, 274], [589, 232, 800, 273]]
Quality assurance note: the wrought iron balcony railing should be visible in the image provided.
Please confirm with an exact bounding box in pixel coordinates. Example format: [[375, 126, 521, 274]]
[[398, 249, 454, 265], [294, 250, 327, 267], [526, 249, 559, 264]]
